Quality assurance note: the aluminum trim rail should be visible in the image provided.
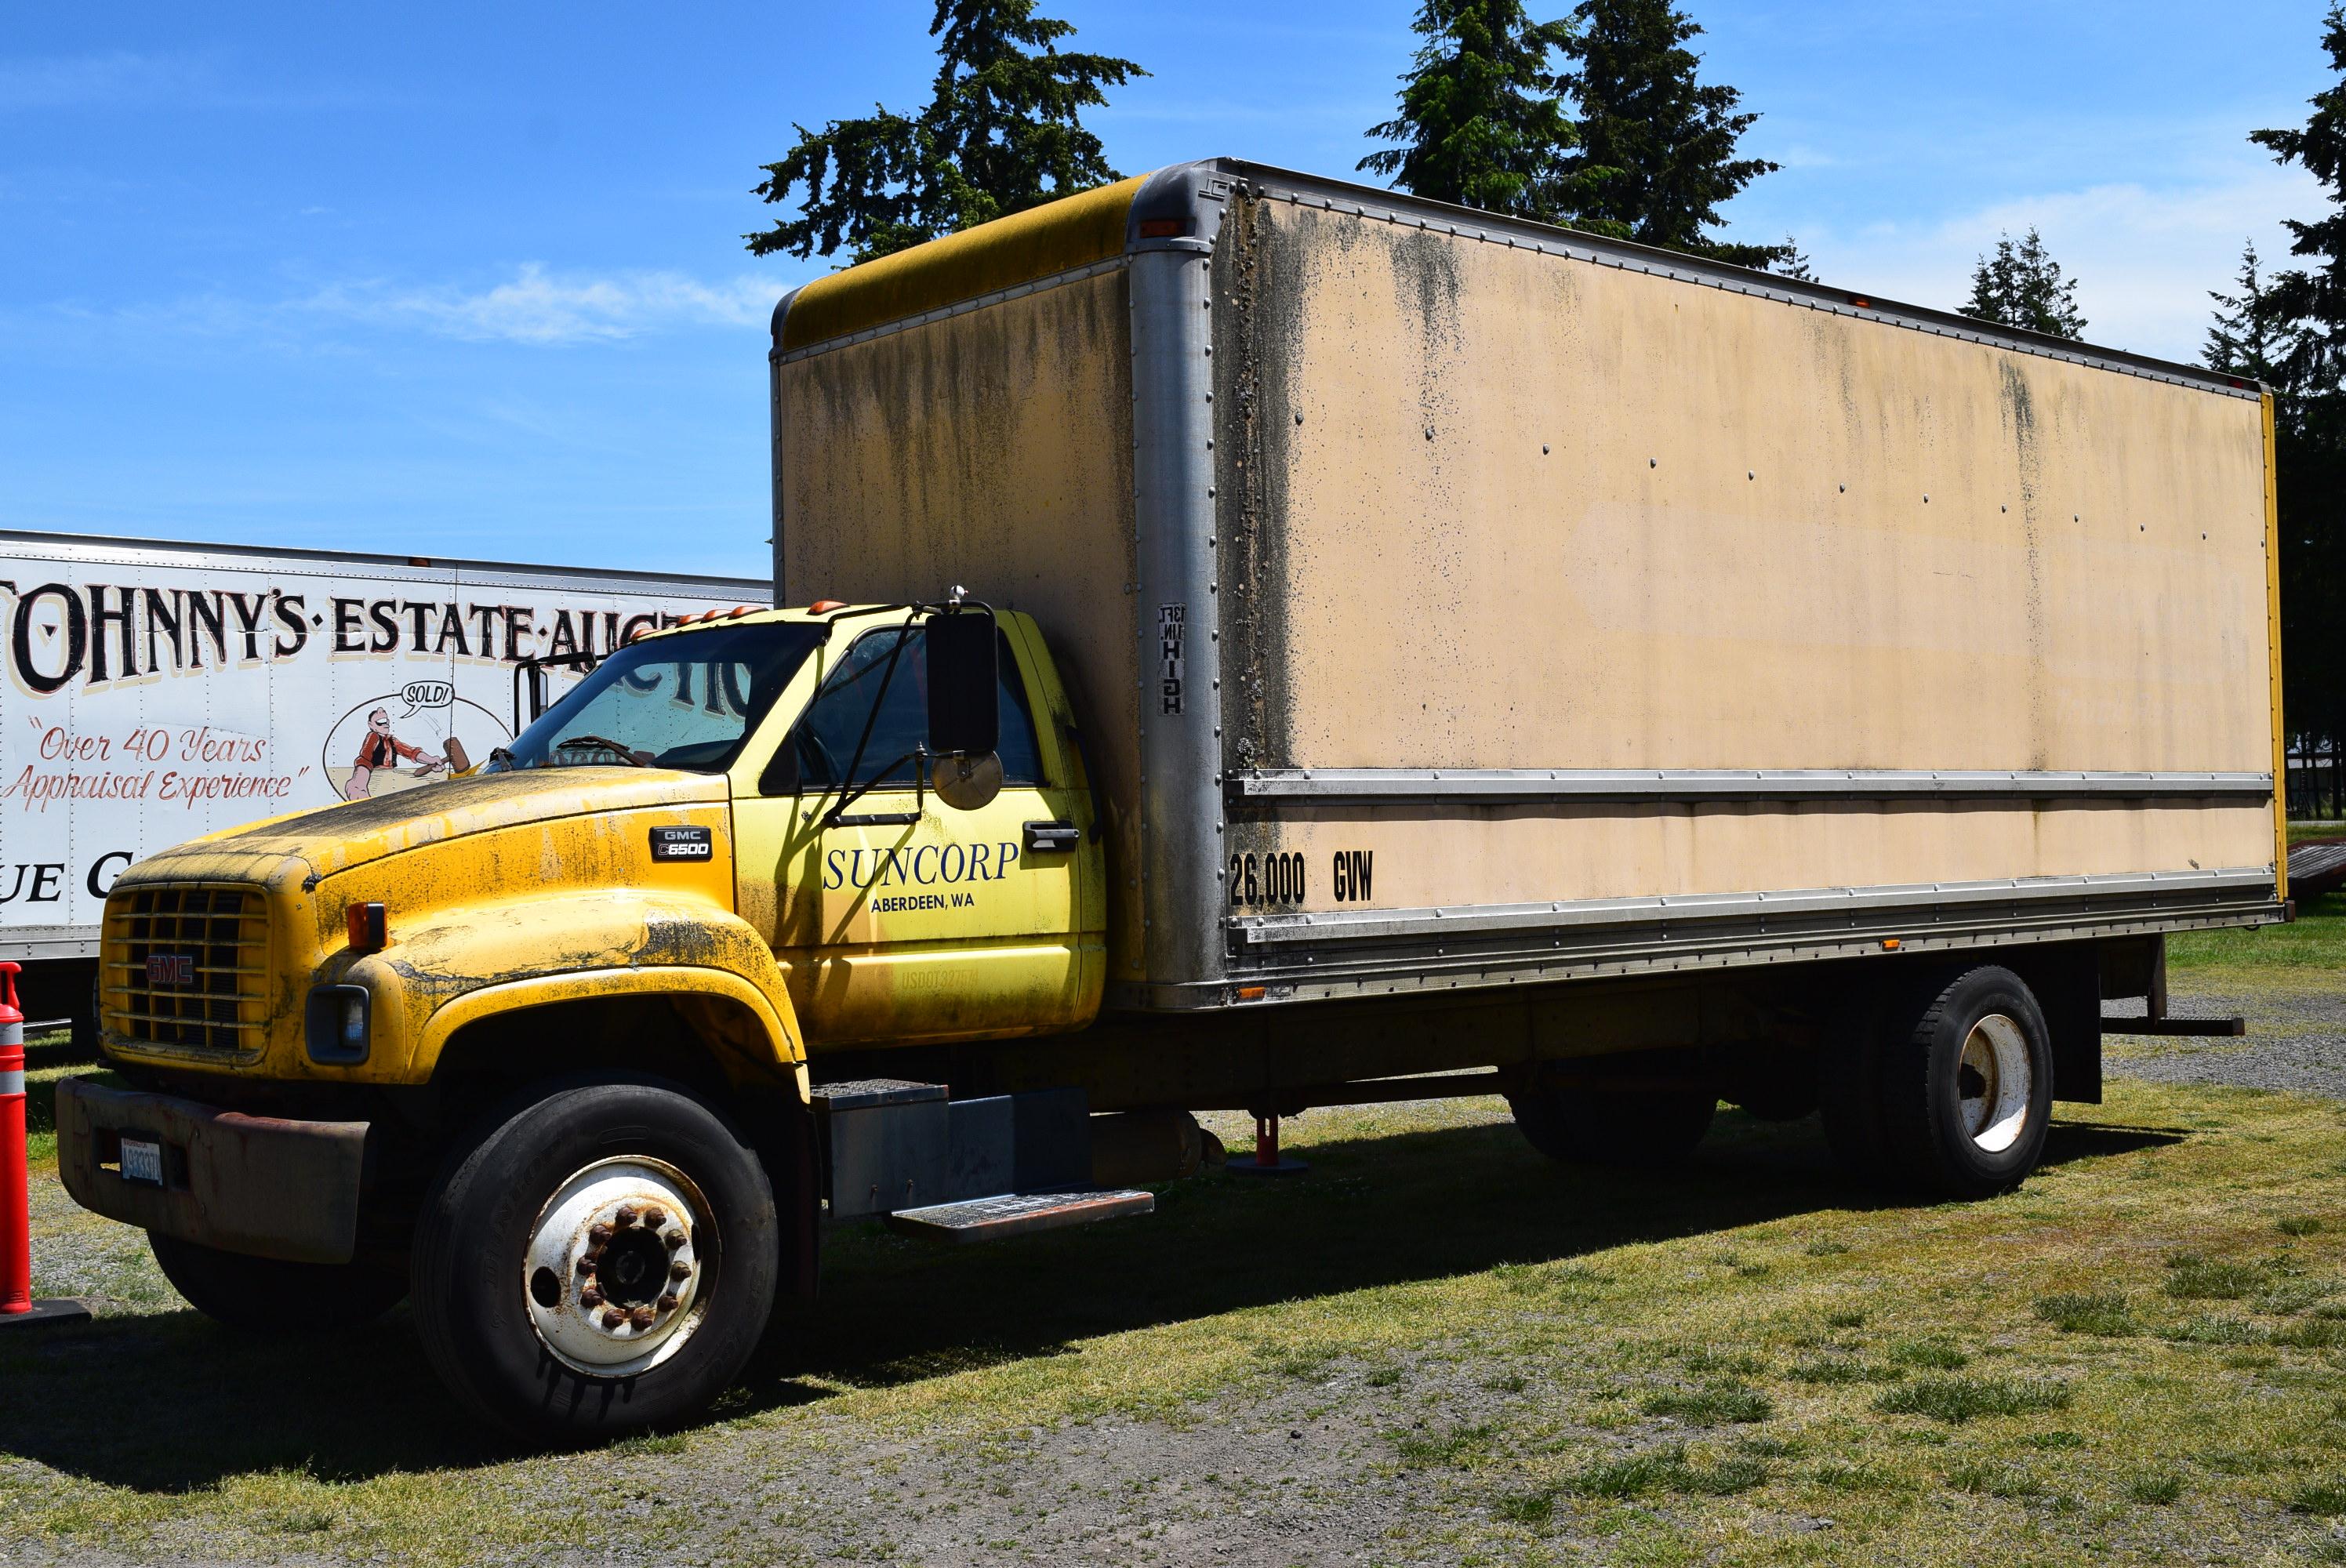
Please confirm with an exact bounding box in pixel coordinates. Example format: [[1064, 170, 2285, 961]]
[[1227, 768, 2276, 804], [1232, 866, 2277, 946]]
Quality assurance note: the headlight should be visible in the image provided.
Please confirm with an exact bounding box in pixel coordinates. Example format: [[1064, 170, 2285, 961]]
[[304, 985, 370, 1065]]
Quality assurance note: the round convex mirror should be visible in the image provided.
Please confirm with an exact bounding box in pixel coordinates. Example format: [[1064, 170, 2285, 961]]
[[931, 750, 1004, 811]]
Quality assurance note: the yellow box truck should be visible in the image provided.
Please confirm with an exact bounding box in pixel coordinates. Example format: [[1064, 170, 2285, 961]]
[[56, 158, 2287, 1440]]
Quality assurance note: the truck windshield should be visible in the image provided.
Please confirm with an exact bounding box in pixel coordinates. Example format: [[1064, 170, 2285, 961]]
[[489, 622, 824, 774]]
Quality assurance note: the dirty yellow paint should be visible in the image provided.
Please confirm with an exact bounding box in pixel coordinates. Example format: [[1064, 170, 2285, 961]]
[[729, 609, 1105, 1048], [779, 177, 1142, 352], [2264, 390, 2288, 902], [1226, 196, 2277, 909], [777, 269, 1142, 982], [99, 769, 801, 1086], [1236, 800, 2276, 916]]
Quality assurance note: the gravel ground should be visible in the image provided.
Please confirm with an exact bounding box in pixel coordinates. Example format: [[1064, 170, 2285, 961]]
[[2104, 982, 2346, 1100], [677, 1348, 1544, 1566], [12, 978, 2343, 1566]]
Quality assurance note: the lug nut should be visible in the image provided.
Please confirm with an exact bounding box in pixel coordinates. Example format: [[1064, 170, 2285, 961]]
[[588, 1222, 614, 1245], [581, 1284, 605, 1307], [601, 1308, 628, 1330], [576, 1254, 597, 1275], [629, 1305, 657, 1329], [615, 1205, 640, 1228], [656, 1293, 680, 1312], [641, 1207, 666, 1229], [663, 1230, 687, 1250], [669, 1261, 692, 1281]]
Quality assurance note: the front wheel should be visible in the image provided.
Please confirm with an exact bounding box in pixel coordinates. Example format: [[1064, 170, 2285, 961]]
[[409, 1079, 779, 1442], [150, 1232, 406, 1333]]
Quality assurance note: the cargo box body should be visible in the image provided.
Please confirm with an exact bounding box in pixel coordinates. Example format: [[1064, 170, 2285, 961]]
[[772, 159, 2286, 1018]]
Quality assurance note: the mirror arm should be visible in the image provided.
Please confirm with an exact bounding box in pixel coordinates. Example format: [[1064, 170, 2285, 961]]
[[814, 607, 928, 827], [823, 746, 928, 828]]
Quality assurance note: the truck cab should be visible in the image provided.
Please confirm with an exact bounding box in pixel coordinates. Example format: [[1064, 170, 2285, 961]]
[[57, 599, 1115, 1438]]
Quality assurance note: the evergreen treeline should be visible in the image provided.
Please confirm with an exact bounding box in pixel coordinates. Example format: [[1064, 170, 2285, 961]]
[[2232, 5, 2346, 818]]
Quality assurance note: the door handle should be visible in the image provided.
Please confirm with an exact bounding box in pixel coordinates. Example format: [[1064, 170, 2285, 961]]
[[1024, 820, 1080, 853]]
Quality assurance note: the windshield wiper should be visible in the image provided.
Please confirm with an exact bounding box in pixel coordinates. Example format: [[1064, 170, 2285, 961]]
[[486, 746, 521, 772], [553, 735, 649, 768]]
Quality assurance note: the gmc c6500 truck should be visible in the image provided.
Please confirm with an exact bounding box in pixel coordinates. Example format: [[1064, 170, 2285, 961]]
[[58, 159, 2288, 1440]]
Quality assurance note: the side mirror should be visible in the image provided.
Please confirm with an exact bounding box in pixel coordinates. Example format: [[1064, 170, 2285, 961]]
[[925, 609, 999, 758]]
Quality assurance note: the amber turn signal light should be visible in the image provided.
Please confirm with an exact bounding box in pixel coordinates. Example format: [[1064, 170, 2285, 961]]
[[347, 902, 388, 953]]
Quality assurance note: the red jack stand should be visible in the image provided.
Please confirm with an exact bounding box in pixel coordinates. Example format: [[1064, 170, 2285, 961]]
[[2, 962, 93, 1332], [1225, 1112, 1309, 1177]]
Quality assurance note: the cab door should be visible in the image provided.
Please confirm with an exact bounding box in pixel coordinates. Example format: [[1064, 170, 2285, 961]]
[[731, 612, 1101, 1048]]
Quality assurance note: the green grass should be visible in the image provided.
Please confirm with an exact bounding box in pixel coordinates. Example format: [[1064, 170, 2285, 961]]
[[2164, 1254, 2271, 1300], [2290, 1481, 2346, 1516], [2033, 1291, 2137, 1336], [13, 1064, 2346, 1564], [1567, 1443, 1768, 1499], [2169, 891, 2346, 979], [1873, 1377, 2074, 1424], [20, 1051, 98, 1168], [1640, 1381, 1774, 1425]]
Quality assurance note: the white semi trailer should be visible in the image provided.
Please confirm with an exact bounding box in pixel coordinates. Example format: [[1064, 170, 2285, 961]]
[[0, 531, 768, 1044]]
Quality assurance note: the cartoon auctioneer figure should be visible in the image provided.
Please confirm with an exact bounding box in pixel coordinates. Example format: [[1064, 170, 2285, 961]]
[[345, 708, 448, 800]]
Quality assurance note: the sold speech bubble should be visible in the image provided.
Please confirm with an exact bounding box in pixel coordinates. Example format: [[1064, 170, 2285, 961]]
[[399, 680, 455, 717]]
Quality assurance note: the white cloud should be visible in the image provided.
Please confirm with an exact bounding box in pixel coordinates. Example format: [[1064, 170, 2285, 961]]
[[304, 264, 788, 345], [0, 49, 390, 112], [0, 53, 206, 110], [1789, 154, 2324, 363]]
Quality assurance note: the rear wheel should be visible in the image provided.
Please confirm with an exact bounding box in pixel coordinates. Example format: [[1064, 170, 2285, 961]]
[[1506, 1083, 1716, 1167], [150, 1232, 406, 1333], [1825, 964, 2054, 1198], [409, 1079, 779, 1442]]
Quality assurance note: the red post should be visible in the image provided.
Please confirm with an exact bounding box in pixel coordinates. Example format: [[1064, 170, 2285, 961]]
[[1226, 1108, 1308, 1177], [2, 960, 29, 1316]]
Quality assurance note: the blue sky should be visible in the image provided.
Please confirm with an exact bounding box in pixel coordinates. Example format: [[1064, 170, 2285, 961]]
[[0, 2, 2333, 580]]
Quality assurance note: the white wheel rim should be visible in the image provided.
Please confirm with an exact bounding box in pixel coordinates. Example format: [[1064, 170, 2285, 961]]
[[1958, 1013, 2032, 1154], [521, 1156, 712, 1377]]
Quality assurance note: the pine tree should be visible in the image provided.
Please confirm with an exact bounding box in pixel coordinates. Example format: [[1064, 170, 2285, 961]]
[[747, 0, 1143, 263], [1956, 228, 2086, 339], [2251, 3, 2346, 394], [2250, 5, 2346, 818], [1552, 0, 1789, 268], [2204, 241, 2290, 385], [1359, 0, 1600, 223], [1770, 238, 1814, 281]]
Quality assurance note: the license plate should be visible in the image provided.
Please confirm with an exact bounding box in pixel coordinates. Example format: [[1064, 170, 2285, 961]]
[[118, 1137, 164, 1186]]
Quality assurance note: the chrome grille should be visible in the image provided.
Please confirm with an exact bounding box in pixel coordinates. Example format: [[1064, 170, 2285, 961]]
[[103, 884, 268, 1054]]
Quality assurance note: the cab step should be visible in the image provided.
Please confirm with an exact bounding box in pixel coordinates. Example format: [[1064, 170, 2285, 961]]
[[884, 1188, 1153, 1243]]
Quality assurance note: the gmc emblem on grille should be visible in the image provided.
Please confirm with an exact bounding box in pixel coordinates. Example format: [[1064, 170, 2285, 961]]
[[146, 953, 196, 986]]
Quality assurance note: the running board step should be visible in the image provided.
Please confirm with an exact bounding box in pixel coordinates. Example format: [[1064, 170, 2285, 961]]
[[2104, 1014, 2247, 1036], [884, 1189, 1153, 1243]]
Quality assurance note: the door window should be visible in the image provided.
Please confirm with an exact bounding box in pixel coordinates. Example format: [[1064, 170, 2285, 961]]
[[794, 626, 1044, 789]]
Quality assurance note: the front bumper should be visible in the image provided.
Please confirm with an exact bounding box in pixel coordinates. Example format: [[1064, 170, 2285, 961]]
[[55, 1079, 369, 1265]]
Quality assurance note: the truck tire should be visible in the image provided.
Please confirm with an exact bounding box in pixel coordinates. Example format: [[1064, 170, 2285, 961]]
[[1854, 965, 2054, 1199], [409, 1078, 779, 1442], [1505, 1085, 1716, 1167], [149, 1232, 406, 1332]]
